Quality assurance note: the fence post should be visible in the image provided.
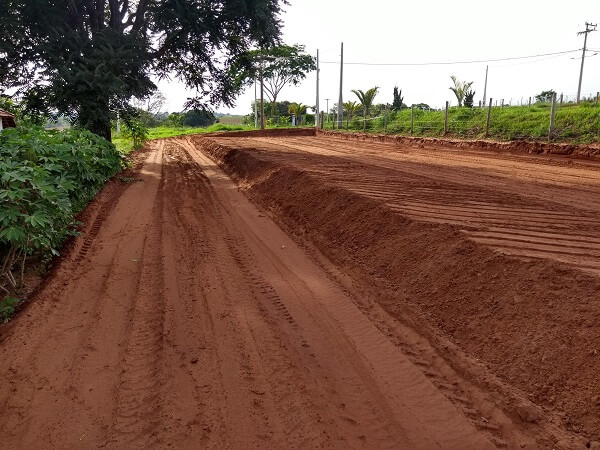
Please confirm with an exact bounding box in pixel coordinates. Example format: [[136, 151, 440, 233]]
[[528, 97, 531, 107], [560, 93, 563, 105], [596, 92, 599, 107], [444, 101, 449, 136], [485, 98, 492, 138], [548, 92, 557, 141], [384, 105, 388, 133], [320, 112, 324, 129], [501, 99, 504, 108], [411, 105, 414, 134]]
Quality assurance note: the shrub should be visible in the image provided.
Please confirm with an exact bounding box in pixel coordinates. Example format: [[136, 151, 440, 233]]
[[0, 126, 122, 296], [124, 120, 149, 149]]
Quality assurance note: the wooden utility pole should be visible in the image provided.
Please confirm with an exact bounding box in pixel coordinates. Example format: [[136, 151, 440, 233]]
[[383, 105, 388, 133], [337, 42, 344, 128], [577, 22, 597, 103], [485, 98, 492, 138], [315, 49, 320, 129], [549, 92, 557, 141], [443, 101, 449, 135]]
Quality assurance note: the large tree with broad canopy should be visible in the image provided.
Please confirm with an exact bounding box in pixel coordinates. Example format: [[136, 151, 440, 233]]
[[0, 0, 285, 140]]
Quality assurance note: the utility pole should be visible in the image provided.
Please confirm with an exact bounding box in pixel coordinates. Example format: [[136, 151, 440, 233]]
[[254, 78, 258, 129], [337, 42, 344, 128], [315, 49, 320, 129], [482, 65, 488, 107], [260, 60, 265, 130], [577, 22, 597, 104], [325, 98, 330, 123]]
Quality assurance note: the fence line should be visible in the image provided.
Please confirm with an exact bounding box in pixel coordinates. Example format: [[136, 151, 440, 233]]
[[318, 95, 600, 143]]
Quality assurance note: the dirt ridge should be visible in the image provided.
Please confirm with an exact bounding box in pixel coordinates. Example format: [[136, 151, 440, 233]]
[[199, 127, 600, 159], [197, 134, 600, 445]]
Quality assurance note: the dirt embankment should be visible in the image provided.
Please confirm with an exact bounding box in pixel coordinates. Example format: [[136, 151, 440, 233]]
[[197, 134, 600, 445], [203, 127, 600, 158], [317, 130, 600, 158]]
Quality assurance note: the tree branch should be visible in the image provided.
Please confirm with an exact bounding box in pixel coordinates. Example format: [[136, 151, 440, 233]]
[[131, 0, 149, 33]]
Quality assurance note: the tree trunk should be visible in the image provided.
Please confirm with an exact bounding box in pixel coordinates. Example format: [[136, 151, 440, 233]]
[[363, 111, 366, 132], [81, 102, 112, 141], [270, 95, 277, 119]]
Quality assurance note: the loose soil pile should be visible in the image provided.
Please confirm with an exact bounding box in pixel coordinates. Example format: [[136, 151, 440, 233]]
[[197, 131, 600, 446]]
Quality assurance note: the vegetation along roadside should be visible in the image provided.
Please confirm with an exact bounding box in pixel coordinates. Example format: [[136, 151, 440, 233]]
[[0, 127, 124, 321]]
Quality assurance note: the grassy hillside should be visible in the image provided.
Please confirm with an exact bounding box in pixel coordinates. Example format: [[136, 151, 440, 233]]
[[330, 102, 600, 144]]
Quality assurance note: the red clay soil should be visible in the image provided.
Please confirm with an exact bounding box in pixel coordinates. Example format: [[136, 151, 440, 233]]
[[1, 131, 598, 449], [2, 138, 513, 449], [195, 130, 600, 448]]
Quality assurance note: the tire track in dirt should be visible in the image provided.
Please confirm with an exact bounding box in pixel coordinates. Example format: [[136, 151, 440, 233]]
[[210, 135, 600, 275], [197, 131, 600, 448], [4, 132, 591, 449]]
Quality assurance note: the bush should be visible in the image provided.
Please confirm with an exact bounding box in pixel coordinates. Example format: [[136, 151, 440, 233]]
[[124, 120, 149, 149], [182, 109, 217, 127], [0, 126, 123, 297]]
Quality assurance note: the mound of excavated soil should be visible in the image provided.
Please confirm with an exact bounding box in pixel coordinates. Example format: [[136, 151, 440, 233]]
[[198, 135, 600, 443]]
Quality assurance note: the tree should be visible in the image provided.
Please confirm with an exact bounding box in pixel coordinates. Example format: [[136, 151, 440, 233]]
[[0, 0, 285, 141], [166, 113, 184, 128], [464, 89, 476, 108], [351, 87, 379, 131], [231, 45, 316, 117], [535, 90, 556, 103], [392, 86, 404, 110], [287, 102, 307, 125], [449, 76, 474, 107], [182, 110, 217, 128], [343, 101, 360, 128], [132, 91, 166, 115]]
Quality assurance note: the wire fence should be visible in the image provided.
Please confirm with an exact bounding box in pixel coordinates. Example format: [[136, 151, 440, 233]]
[[318, 93, 600, 143]]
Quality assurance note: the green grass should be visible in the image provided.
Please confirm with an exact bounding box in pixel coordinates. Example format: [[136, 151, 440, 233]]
[[113, 123, 254, 153], [0, 296, 21, 323], [327, 102, 600, 144]]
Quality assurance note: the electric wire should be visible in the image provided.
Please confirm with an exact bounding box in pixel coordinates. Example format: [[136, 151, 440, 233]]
[[320, 49, 582, 66]]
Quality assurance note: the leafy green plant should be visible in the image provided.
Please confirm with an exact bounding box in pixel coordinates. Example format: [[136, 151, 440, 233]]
[[449, 76, 474, 107], [352, 87, 380, 131], [344, 101, 360, 129], [288, 102, 307, 125], [0, 126, 122, 297], [124, 120, 149, 149], [0, 296, 21, 323]]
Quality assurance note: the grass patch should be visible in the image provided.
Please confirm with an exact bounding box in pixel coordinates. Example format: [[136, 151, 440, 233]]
[[112, 123, 254, 153], [328, 102, 600, 144]]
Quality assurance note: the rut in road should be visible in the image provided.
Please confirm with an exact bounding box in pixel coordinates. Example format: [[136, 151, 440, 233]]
[[0, 139, 509, 449]]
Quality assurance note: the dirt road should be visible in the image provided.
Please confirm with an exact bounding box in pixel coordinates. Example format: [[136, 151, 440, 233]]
[[1, 138, 505, 449], [1, 131, 598, 449], [211, 133, 600, 275]]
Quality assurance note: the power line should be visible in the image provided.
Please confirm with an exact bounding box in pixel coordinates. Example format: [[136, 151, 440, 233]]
[[320, 49, 581, 66]]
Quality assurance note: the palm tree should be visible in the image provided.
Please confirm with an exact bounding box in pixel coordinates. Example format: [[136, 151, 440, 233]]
[[351, 87, 379, 131], [288, 102, 307, 125], [449, 76, 474, 107], [343, 101, 360, 129]]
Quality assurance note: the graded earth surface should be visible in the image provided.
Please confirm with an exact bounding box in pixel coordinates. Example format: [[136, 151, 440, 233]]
[[1, 130, 599, 449]]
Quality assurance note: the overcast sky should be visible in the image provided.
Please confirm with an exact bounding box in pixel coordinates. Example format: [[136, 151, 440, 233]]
[[158, 0, 600, 114]]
